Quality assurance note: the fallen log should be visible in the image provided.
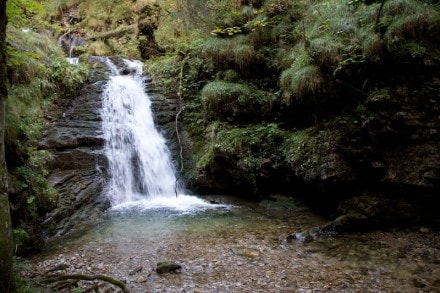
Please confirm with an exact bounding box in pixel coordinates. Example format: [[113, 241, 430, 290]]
[[85, 25, 137, 41]]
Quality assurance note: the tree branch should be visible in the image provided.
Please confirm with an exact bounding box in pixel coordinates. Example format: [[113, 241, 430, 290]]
[[174, 57, 187, 197]]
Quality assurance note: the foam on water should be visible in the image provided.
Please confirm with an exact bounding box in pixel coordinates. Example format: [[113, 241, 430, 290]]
[[111, 194, 230, 213]]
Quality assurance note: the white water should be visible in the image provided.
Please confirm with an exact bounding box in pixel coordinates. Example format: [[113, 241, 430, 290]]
[[67, 57, 79, 65], [101, 58, 222, 212]]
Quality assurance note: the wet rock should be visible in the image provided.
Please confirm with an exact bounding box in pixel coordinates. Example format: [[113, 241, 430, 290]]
[[413, 278, 427, 288], [40, 57, 111, 237], [146, 79, 195, 186], [156, 261, 182, 274], [420, 226, 431, 233], [287, 231, 314, 243], [129, 266, 143, 276]]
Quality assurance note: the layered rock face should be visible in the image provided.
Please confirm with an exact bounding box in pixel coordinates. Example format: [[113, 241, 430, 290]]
[[147, 80, 195, 187], [40, 59, 110, 236]]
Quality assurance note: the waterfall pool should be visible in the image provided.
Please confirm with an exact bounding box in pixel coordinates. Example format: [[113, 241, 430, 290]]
[[27, 195, 440, 292]]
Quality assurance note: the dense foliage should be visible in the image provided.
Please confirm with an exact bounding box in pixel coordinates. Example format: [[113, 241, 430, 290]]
[[147, 0, 439, 226]]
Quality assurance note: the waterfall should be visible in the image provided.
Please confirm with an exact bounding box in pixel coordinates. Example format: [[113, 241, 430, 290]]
[[101, 58, 182, 207], [59, 33, 83, 65]]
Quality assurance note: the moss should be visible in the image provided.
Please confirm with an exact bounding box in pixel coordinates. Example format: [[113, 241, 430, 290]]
[[364, 88, 396, 111], [281, 125, 351, 181], [195, 122, 287, 180], [215, 123, 285, 156], [156, 261, 182, 274], [216, 69, 240, 82], [87, 40, 112, 56], [5, 26, 89, 256]]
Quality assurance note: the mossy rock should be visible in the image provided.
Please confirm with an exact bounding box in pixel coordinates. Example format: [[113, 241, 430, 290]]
[[193, 122, 289, 195], [156, 261, 182, 274], [282, 126, 355, 182]]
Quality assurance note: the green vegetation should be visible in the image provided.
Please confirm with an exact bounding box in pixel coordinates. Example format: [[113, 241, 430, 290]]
[[1, 0, 439, 264], [146, 0, 439, 200], [201, 81, 275, 120], [6, 2, 89, 255], [203, 36, 256, 70]]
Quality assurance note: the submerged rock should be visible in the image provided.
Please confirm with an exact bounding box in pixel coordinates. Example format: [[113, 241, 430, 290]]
[[231, 247, 261, 258]]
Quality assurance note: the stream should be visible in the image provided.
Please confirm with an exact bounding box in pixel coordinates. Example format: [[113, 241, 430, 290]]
[[25, 58, 440, 292]]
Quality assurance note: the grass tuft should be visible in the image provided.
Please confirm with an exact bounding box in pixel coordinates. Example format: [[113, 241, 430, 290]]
[[280, 53, 324, 103], [203, 36, 256, 70], [201, 81, 274, 120]]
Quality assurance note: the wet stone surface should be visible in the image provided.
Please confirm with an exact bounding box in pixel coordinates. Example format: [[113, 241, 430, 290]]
[[25, 196, 440, 292]]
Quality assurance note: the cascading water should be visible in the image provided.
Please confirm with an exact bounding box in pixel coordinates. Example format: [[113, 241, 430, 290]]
[[101, 58, 218, 211], [59, 33, 83, 65], [101, 58, 180, 204]]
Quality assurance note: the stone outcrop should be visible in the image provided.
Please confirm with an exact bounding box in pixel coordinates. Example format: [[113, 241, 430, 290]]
[[40, 58, 110, 236]]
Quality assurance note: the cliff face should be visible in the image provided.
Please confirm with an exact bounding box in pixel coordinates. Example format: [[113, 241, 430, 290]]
[[38, 0, 440, 232], [40, 58, 110, 236]]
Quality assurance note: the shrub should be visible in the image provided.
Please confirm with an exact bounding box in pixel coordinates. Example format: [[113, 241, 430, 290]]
[[201, 81, 274, 120], [203, 35, 256, 70]]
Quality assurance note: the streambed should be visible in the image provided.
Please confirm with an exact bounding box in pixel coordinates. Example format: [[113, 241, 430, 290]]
[[26, 195, 440, 292]]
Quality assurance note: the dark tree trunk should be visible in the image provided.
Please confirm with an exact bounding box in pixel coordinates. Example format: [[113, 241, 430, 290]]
[[0, 0, 14, 291]]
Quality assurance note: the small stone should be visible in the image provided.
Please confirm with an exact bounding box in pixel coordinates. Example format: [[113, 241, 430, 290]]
[[129, 266, 143, 276], [156, 261, 182, 274], [136, 276, 147, 283], [231, 247, 261, 258], [419, 226, 430, 233]]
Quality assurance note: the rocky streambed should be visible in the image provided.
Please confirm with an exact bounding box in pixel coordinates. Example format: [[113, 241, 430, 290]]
[[23, 195, 440, 292]]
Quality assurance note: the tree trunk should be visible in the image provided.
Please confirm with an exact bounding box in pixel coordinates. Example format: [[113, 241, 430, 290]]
[[175, 0, 184, 37], [0, 0, 14, 291]]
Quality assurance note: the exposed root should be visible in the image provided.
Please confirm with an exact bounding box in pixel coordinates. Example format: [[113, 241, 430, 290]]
[[40, 273, 130, 293]]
